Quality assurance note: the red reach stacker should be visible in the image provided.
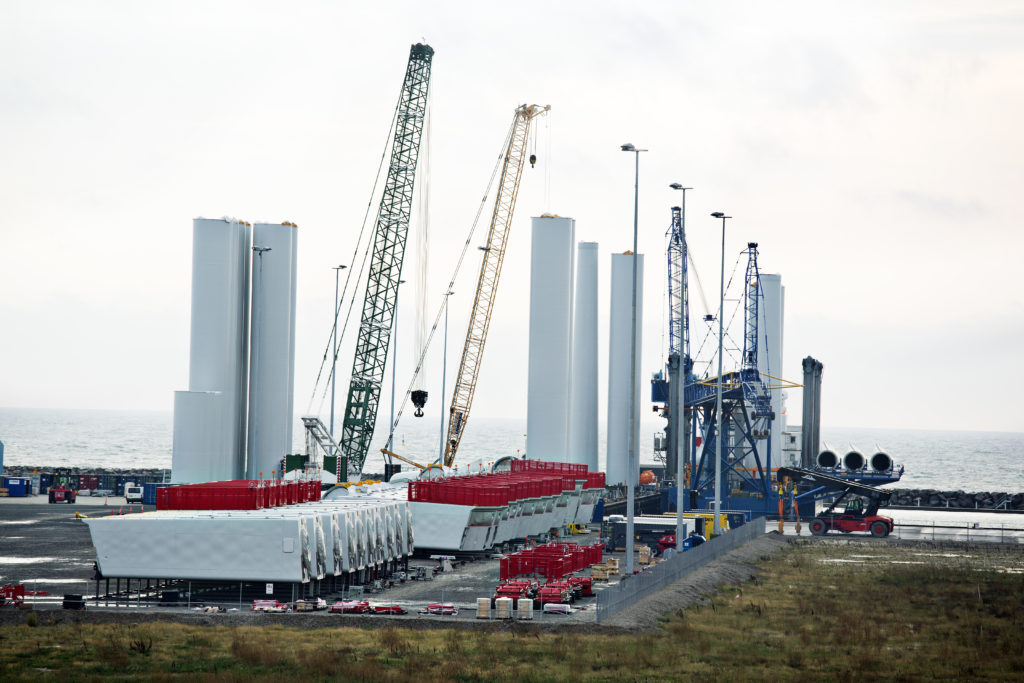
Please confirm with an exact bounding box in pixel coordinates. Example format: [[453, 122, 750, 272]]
[[48, 485, 77, 504], [776, 467, 894, 538]]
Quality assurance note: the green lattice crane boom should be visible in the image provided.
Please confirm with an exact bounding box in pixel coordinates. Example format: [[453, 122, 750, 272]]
[[339, 43, 433, 480], [443, 104, 550, 467]]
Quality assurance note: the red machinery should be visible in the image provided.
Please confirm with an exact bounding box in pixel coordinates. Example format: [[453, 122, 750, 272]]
[[492, 579, 538, 607], [537, 581, 572, 606], [372, 604, 408, 615], [48, 485, 77, 504], [567, 575, 594, 597], [329, 600, 371, 614], [1, 584, 26, 608], [251, 599, 288, 612], [776, 467, 895, 538], [420, 603, 458, 616]]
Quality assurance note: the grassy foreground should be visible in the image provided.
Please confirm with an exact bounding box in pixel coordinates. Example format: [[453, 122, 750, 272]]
[[2, 540, 1022, 680]]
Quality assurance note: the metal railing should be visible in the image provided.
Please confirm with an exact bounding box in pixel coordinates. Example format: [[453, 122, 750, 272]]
[[595, 518, 767, 622]]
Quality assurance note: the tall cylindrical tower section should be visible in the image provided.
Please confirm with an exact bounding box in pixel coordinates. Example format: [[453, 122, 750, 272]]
[[606, 252, 644, 485], [756, 273, 784, 466], [172, 217, 251, 483], [569, 241, 599, 470], [247, 222, 299, 479], [526, 215, 576, 462]]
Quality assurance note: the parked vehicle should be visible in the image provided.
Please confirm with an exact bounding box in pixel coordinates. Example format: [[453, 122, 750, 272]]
[[48, 485, 77, 504], [124, 483, 144, 504]]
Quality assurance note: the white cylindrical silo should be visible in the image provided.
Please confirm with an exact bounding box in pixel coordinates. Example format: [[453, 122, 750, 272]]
[[606, 252, 644, 486], [569, 241, 599, 470], [756, 274, 784, 467], [172, 218, 251, 483], [526, 215, 576, 462], [247, 222, 298, 479]]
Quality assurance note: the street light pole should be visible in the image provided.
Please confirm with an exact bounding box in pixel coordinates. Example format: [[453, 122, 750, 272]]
[[330, 265, 347, 450], [670, 183, 691, 552], [439, 291, 454, 465], [621, 143, 646, 575], [710, 211, 731, 535]]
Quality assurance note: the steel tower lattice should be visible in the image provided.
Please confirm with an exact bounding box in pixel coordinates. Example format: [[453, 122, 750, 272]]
[[443, 104, 549, 467], [339, 43, 433, 480]]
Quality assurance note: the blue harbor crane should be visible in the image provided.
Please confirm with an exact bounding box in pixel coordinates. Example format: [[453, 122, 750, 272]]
[[685, 242, 779, 517]]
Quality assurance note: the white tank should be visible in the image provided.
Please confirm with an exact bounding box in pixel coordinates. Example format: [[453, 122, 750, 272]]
[[526, 215, 576, 462], [606, 252, 644, 486], [247, 223, 298, 479], [172, 218, 251, 483], [569, 242, 599, 470]]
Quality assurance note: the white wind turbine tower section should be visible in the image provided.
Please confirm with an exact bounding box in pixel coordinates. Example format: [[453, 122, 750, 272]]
[[755, 273, 784, 471], [172, 218, 251, 484], [526, 215, 576, 462], [569, 241, 599, 469], [606, 252, 644, 485], [247, 222, 298, 479]]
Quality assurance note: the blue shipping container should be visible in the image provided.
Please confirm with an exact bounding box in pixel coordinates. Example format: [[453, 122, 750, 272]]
[[142, 483, 171, 506], [3, 477, 29, 497]]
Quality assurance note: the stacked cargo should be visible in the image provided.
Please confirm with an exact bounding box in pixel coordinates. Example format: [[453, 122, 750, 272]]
[[499, 542, 605, 582], [340, 460, 604, 552], [156, 479, 321, 511], [83, 497, 411, 584]]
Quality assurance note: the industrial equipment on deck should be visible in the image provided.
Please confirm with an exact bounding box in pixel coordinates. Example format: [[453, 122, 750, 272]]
[[443, 104, 549, 467], [338, 44, 434, 481]]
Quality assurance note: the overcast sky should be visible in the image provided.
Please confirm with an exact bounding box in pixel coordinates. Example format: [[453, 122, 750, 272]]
[[2, 1, 1022, 435]]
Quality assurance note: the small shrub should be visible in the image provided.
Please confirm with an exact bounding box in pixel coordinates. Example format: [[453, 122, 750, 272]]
[[25, 612, 38, 628]]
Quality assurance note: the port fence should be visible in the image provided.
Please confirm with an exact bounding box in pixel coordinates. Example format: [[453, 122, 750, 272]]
[[595, 518, 767, 623]]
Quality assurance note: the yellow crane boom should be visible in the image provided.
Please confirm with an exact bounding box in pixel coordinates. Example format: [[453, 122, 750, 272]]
[[379, 447, 427, 470], [443, 103, 549, 467]]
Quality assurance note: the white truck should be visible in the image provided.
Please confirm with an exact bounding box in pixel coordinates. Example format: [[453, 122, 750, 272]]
[[124, 482, 144, 504]]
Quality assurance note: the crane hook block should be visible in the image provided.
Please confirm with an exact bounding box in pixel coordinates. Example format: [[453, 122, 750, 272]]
[[411, 390, 429, 418], [529, 154, 537, 168]]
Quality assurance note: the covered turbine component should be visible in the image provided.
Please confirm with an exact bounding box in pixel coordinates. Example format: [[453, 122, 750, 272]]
[[817, 449, 839, 469], [871, 451, 893, 472], [844, 448, 866, 471]]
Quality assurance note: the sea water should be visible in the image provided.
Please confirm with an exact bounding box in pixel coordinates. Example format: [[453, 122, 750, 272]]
[[1, 408, 1021, 493]]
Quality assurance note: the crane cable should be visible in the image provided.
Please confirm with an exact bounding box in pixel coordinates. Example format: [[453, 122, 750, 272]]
[[307, 98, 401, 414], [383, 116, 517, 441]]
